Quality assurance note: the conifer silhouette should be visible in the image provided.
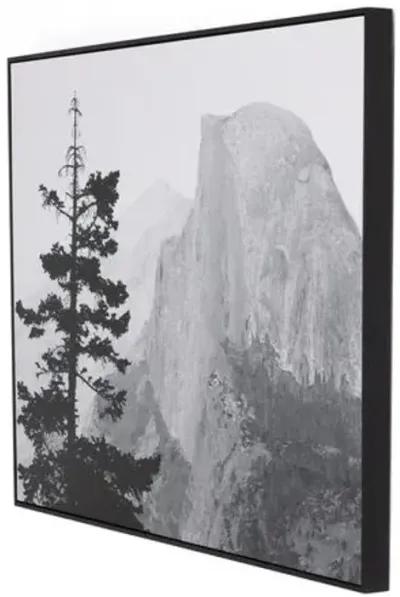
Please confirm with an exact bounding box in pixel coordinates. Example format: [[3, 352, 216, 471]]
[[16, 95, 159, 527]]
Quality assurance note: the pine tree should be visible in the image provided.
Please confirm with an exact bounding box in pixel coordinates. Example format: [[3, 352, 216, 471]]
[[16, 95, 159, 528]]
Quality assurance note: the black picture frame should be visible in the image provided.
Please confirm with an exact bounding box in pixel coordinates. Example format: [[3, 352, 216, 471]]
[[8, 8, 394, 592]]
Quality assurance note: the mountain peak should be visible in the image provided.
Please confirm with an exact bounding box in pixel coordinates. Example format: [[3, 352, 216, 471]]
[[118, 180, 190, 244], [201, 102, 311, 143], [135, 179, 188, 207], [147, 178, 173, 195], [233, 102, 310, 131]]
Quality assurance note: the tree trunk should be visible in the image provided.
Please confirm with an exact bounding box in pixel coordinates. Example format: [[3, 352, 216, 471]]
[[67, 97, 79, 450]]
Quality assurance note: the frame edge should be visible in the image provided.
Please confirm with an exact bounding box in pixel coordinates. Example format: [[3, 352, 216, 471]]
[[6, 8, 383, 64], [361, 7, 394, 593], [8, 56, 18, 508]]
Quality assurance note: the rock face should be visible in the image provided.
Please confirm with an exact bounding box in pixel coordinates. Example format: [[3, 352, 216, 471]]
[[99, 103, 362, 583], [145, 103, 361, 461]]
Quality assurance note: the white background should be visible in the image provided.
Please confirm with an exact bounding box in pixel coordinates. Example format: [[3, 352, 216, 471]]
[[0, 1, 397, 596]]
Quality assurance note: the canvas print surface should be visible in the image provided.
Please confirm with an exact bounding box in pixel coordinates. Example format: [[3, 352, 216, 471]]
[[11, 16, 364, 584]]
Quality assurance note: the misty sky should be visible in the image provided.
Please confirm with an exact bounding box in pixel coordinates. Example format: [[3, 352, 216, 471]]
[[11, 16, 364, 298]]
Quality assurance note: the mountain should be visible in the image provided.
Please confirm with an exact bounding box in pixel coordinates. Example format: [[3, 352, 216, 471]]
[[94, 103, 362, 582], [118, 179, 191, 248], [114, 180, 192, 350], [145, 103, 361, 460]]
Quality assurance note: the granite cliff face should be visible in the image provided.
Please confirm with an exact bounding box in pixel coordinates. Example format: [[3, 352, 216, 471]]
[[95, 103, 362, 582], [145, 103, 361, 461]]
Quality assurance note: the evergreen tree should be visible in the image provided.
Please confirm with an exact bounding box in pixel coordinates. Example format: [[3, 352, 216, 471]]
[[16, 95, 159, 527]]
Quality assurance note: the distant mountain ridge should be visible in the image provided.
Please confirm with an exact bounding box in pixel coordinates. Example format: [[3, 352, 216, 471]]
[[112, 180, 192, 351]]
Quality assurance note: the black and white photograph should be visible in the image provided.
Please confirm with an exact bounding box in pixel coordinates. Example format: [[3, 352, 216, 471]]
[[8, 9, 392, 591]]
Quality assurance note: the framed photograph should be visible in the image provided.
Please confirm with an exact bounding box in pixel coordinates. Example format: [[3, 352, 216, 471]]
[[8, 8, 393, 592]]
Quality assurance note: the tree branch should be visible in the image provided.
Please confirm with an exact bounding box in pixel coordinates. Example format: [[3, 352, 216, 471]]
[[54, 204, 73, 221], [35, 362, 49, 378], [76, 370, 101, 396], [78, 200, 97, 218]]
